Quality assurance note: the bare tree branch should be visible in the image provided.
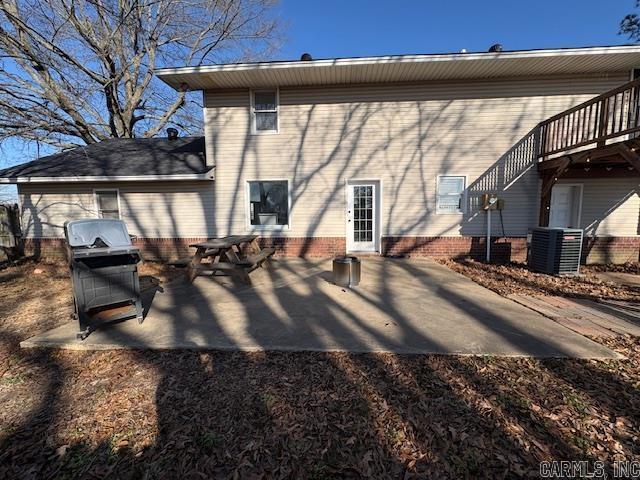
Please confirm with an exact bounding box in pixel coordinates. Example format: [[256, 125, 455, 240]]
[[0, 0, 282, 150]]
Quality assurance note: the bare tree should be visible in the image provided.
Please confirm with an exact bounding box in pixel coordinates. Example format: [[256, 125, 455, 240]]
[[0, 0, 281, 149], [621, 1, 640, 42]]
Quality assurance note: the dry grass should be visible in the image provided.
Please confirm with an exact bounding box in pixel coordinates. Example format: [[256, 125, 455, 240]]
[[0, 260, 639, 478]]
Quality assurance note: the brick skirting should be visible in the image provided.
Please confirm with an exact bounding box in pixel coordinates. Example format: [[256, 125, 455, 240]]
[[381, 236, 640, 264], [582, 236, 640, 264], [22, 235, 640, 264], [381, 236, 529, 262], [23, 237, 209, 261], [257, 237, 346, 258], [22, 236, 347, 261]]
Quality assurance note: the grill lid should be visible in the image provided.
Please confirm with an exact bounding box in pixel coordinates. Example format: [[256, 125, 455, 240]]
[[65, 219, 133, 248]]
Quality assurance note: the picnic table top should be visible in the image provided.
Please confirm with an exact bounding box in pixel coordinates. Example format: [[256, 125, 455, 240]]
[[189, 235, 258, 250]]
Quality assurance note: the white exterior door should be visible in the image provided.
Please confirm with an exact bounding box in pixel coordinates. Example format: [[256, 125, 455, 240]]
[[549, 184, 581, 228], [347, 181, 379, 252]]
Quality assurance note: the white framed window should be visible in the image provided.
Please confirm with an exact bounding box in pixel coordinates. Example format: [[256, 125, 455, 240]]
[[94, 189, 120, 219], [246, 180, 290, 229], [251, 89, 279, 134], [436, 175, 466, 214]]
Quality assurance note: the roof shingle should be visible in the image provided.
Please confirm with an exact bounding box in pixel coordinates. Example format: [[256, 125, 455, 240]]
[[0, 136, 209, 179]]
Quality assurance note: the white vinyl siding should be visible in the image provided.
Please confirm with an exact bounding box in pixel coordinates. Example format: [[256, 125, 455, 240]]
[[557, 178, 640, 236], [19, 74, 637, 244], [18, 182, 215, 238], [205, 73, 630, 238]]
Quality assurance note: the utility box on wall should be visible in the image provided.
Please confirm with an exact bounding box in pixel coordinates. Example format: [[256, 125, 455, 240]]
[[529, 227, 583, 275], [480, 193, 505, 211]]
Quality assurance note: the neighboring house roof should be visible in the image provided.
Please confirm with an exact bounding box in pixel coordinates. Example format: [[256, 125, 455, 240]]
[[157, 45, 640, 90], [0, 136, 213, 183]]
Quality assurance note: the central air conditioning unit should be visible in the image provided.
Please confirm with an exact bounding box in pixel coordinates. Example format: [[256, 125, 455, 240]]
[[528, 227, 583, 275]]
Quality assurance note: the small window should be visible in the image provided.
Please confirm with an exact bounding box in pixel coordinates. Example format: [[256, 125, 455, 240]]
[[436, 176, 466, 214], [95, 190, 120, 219], [252, 90, 278, 133], [247, 180, 289, 228]]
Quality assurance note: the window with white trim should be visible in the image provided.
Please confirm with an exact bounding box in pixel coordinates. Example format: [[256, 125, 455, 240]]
[[247, 180, 289, 227], [251, 90, 278, 133], [436, 176, 466, 214], [95, 190, 120, 219]]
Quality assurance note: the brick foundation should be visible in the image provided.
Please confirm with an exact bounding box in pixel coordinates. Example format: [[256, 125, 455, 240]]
[[23, 238, 67, 259], [23, 237, 209, 261], [581, 236, 640, 264], [382, 236, 529, 262], [22, 235, 640, 264], [22, 236, 347, 261], [257, 237, 346, 258]]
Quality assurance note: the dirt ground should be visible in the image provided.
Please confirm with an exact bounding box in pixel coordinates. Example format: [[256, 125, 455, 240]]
[[1, 259, 639, 479], [440, 259, 640, 302]]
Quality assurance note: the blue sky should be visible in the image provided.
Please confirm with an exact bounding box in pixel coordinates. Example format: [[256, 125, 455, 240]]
[[0, 0, 636, 187], [277, 0, 633, 60]]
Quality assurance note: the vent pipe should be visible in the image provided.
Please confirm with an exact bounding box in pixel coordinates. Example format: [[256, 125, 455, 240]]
[[167, 128, 179, 140]]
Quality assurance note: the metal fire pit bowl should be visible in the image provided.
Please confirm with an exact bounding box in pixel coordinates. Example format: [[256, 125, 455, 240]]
[[332, 256, 361, 287]]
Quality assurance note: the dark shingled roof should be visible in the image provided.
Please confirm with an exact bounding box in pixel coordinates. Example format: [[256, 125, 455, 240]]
[[0, 136, 209, 179]]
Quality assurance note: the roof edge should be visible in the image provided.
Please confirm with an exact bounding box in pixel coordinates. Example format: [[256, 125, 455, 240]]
[[0, 171, 215, 184], [156, 45, 640, 79]]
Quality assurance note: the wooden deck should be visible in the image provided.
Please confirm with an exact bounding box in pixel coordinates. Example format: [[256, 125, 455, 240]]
[[536, 77, 640, 226], [539, 77, 640, 158]]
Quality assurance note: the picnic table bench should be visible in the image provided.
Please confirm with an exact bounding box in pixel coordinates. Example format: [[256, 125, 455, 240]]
[[186, 235, 275, 284]]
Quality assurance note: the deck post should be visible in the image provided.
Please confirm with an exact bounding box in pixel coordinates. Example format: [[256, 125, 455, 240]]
[[538, 156, 571, 227], [539, 173, 553, 227], [597, 97, 609, 147]]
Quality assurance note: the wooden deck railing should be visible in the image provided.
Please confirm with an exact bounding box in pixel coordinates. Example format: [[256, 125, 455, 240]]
[[539, 77, 640, 158]]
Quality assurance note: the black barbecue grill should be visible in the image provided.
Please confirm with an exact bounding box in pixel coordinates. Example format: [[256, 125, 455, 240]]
[[64, 219, 143, 340]]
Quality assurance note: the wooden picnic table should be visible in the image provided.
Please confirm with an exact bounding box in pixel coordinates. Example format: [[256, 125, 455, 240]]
[[186, 235, 275, 284]]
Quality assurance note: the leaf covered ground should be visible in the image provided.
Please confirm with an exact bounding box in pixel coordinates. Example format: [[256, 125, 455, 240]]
[[440, 258, 640, 302], [0, 260, 639, 479]]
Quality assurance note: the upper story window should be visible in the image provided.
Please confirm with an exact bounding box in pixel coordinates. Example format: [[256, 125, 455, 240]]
[[251, 89, 278, 134], [436, 176, 466, 214], [94, 189, 120, 219]]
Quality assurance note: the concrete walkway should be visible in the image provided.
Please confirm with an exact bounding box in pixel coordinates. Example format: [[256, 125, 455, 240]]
[[21, 258, 620, 358], [594, 271, 640, 289], [509, 294, 640, 338]]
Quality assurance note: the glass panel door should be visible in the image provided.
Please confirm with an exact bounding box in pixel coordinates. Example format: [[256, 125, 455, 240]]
[[347, 182, 377, 252]]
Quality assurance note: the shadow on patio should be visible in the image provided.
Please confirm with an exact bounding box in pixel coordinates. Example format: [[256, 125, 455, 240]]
[[1, 257, 638, 479], [20, 257, 617, 359]]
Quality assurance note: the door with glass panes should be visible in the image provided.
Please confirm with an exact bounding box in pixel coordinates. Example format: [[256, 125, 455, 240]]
[[346, 181, 379, 252]]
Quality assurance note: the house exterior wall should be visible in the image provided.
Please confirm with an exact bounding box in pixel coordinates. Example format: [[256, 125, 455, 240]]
[[555, 177, 640, 264], [553, 177, 640, 237], [16, 73, 640, 263], [18, 181, 215, 260], [203, 73, 637, 261]]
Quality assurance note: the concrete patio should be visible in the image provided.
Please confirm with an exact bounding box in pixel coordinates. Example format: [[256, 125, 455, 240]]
[[21, 258, 620, 358]]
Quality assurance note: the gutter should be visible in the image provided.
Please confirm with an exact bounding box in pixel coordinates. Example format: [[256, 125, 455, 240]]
[[156, 45, 640, 77], [0, 170, 215, 184]]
